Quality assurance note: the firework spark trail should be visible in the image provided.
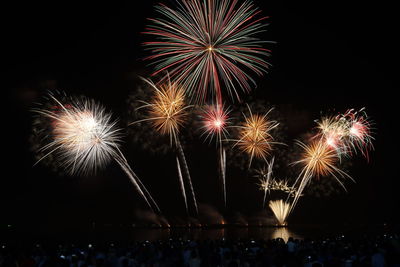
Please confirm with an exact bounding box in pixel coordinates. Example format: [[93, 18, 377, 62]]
[[261, 157, 274, 208], [288, 140, 353, 214], [176, 156, 188, 213], [269, 199, 290, 226], [113, 152, 159, 212], [176, 139, 199, 215], [33, 94, 160, 212], [219, 146, 227, 207], [199, 104, 230, 206], [143, 0, 271, 104], [115, 151, 161, 213], [130, 78, 198, 215]]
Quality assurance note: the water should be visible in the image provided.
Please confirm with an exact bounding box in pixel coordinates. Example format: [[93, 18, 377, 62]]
[[2, 223, 395, 245]]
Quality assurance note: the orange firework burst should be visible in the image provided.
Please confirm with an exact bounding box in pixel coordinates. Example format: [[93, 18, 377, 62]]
[[132, 78, 191, 145], [130, 77, 198, 214], [296, 140, 341, 178], [235, 107, 279, 166], [289, 139, 353, 213]]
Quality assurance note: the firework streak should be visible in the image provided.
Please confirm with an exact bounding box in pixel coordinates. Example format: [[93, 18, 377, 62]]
[[269, 199, 290, 226], [199, 104, 230, 206], [131, 78, 199, 215]]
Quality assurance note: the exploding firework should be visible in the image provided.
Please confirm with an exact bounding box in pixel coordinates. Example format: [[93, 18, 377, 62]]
[[132, 78, 191, 145], [199, 104, 230, 145], [289, 139, 353, 213], [341, 108, 374, 158], [316, 116, 348, 154], [269, 199, 290, 226], [199, 104, 230, 206], [32, 93, 160, 212], [130, 78, 198, 215], [143, 0, 271, 104], [234, 106, 280, 167], [316, 108, 373, 159]]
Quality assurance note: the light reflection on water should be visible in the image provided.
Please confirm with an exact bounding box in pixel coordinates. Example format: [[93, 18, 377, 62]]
[[122, 227, 300, 242]]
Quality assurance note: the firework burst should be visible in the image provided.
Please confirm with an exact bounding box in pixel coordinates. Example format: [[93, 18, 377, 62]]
[[199, 104, 230, 145], [289, 139, 353, 213], [130, 78, 198, 215], [199, 104, 231, 206], [143, 0, 271, 104], [33, 93, 160, 212], [316, 108, 373, 159], [341, 108, 374, 159], [234, 106, 279, 167], [132, 78, 191, 145]]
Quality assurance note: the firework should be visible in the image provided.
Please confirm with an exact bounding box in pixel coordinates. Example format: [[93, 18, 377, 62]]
[[316, 116, 348, 154], [132, 78, 191, 145], [130, 78, 198, 215], [269, 199, 290, 226], [256, 157, 274, 208], [199, 104, 230, 206], [199, 104, 230, 145], [234, 106, 279, 167], [33, 93, 160, 212], [341, 108, 373, 158], [257, 177, 298, 197], [143, 0, 271, 104], [316, 108, 373, 159], [289, 140, 353, 213], [176, 156, 188, 213]]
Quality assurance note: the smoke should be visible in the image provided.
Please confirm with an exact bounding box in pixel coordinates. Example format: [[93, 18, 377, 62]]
[[249, 209, 276, 226], [198, 203, 224, 225], [133, 209, 169, 227], [230, 212, 248, 225]]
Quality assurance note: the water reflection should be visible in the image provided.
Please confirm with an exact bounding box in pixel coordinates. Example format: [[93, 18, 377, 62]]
[[123, 227, 300, 242]]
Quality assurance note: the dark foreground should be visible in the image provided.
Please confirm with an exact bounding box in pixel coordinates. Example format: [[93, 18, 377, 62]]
[[1, 231, 400, 267]]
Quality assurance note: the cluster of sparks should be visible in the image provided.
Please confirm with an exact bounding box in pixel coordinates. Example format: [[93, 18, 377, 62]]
[[132, 78, 190, 145], [235, 107, 279, 167], [317, 108, 373, 159], [269, 200, 290, 226], [33, 94, 160, 212], [143, 0, 271, 104], [199, 104, 230, 145], [258, 177, 298, 197], [34, 95, 121, 175]]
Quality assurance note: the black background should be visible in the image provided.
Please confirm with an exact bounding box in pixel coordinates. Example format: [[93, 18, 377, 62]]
[[2, 0, 399, 232]]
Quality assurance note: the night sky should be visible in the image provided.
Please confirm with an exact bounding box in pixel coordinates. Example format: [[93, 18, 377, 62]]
[[3, 0, 399, 232]]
